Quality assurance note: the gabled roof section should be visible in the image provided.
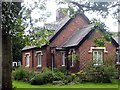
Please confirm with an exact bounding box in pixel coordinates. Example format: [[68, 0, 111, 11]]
[[22, 13, 90, 51], [61, 24, 95, 48], [48, 16, 70, 40], [48, 14, 90, 42], [113, 36, 120, 46], [22, 46, 37, 51]]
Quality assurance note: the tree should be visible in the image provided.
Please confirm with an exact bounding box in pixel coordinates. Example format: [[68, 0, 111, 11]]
[[2, 0, 52, 89], [56, 0, 120, 23], [20, 0, 53, 47], [2, 2, 21, 90]]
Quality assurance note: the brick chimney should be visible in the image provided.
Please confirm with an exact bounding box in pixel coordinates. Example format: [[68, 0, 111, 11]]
[[56, 8, 67, 21]]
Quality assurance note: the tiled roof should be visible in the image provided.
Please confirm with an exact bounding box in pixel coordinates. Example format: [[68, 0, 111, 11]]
[[22, 46, 37, 51], [22, 16, 70, 51], [113, 36, 120, 45], [47, 16, 70, 40], [61, 24, 95, 48], [22, 14, 90, 51]]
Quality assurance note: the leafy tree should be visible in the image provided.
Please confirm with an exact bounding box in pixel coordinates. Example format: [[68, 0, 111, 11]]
[[2, 0, 52, 89], [20, 0, 53, 47], [2, 2, 22, 90], [56, 0, 120, 22]]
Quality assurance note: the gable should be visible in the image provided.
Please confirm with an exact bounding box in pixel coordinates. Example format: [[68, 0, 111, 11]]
[[49, 14, 90, 47]]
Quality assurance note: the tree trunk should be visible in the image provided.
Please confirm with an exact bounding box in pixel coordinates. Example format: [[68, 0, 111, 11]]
[[2, 34, 12, 90], [0, 1, 2, 89]]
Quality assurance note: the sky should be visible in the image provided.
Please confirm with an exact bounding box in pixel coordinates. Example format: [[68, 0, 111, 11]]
[[46, 0, 118, 32], [23, 0, 118, 32]]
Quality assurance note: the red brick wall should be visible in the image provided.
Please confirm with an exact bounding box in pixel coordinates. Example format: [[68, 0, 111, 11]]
[[22, 48, 47, 70], [22, 50, 33, 68], [50, 14, 89, 47], [78, 30, 117, 70], [46, 14, 89, 69]]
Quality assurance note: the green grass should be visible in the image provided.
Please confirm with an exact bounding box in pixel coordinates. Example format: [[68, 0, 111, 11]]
[[13, 80, 119, 88]]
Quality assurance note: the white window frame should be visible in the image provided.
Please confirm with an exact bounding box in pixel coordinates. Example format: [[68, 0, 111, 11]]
[[116, 50, 120, 64], [93, 50, 103, 66], [89, 47, 108, 53], [36, 51, 43, 67], [37, 53, 42, 67], [25, 54, 30, 67], [12, 62, 17, 67], [62, 52, 65, 66], [71, 51, 74, 67]]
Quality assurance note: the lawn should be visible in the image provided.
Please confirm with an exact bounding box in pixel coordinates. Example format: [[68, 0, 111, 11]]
[[13, 80, 119, 88]]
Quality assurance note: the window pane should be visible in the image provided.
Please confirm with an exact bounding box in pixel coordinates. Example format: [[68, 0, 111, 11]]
[[37, 54, 41, 66], [93, 50, 103, 65], [62, 52, 65, 66], [26, 55, 29, 66]]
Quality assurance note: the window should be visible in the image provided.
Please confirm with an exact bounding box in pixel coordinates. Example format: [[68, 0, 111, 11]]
[[71, 51, 74, 67], [116, 50, 120, 64], [12, 62, 17, 67], [62, 52, 65, 66], [68, 49, 75, 67], [26, 54, 30, 67], [93, 50, 103, 66], [37, 53, 42, 67]]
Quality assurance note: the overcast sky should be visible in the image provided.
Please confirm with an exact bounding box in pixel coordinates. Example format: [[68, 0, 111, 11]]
[[24, 0, 118, 32]]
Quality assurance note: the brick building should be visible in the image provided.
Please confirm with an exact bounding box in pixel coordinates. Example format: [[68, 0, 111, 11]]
[[22, 13, 120, 73]]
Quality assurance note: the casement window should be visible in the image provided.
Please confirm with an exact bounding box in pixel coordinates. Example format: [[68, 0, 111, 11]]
[[116, 50, 120, 64], [37, 53, 42, 67], [62, 52, 65, 66], [71, 51, 74, 67], [68, 49, 75, 67], [93, 50, 103, 66], [25, 54, 30, 67], [36, 51, 43, 67]]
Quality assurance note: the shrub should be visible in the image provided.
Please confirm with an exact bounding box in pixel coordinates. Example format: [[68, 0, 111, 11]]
[[30, 73, 44, 85], [42, 70, 54, 83], [65, 75, 73, 83], [85, 65, 118, 83], [53, 71, 65, 81], [76, 71, 86, 83], [12, 67, 35, 82]]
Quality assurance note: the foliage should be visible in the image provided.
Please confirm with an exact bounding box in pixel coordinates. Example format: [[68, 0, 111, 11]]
[[57, 0, 120, 21], [53, 68, 68, 75], [64, 75, 73, 83], [20, 0, 53, 47], [53, 71, 65, 81], [30, 68, 65, 85], [91, 20, 112, 47], [85, 60, 118, 83], [76, 71, 86, 83], [12, 67, 35, 82], [30, 73, 44, 85]]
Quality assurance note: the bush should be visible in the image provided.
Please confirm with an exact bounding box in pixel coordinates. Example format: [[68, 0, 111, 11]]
[[65, 75, 73, 83], [30, 68, 65, 85], [12, 67, 35, 82], [53, 71, 65, 81], [85, 65, 118, 83], [42, 69, 54, 83], [76, 71, 86, 83], [30, 73, 44, 85]]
